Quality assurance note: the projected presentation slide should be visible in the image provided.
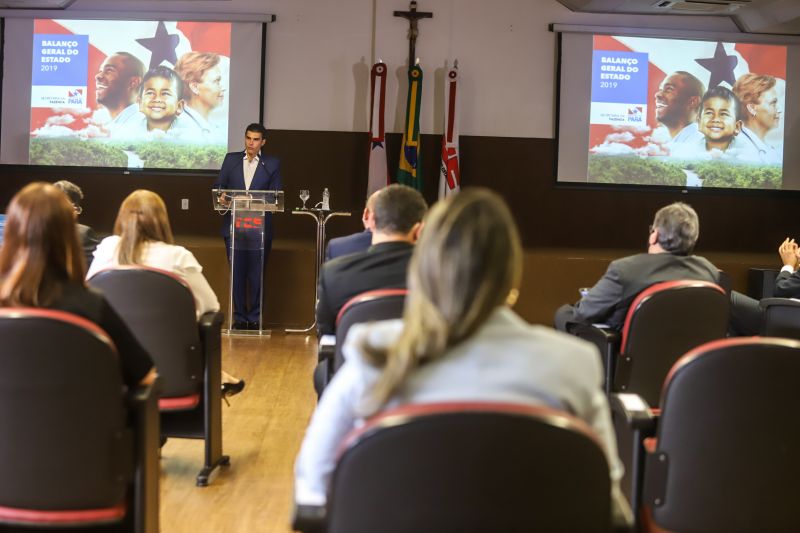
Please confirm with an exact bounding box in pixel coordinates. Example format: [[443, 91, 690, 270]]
[[29, 19, 231, 169], [588, 35, 786, 189]]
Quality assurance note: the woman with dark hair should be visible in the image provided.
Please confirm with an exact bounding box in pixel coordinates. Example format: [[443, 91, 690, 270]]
[[294, 188, 625, 518], [0, 182, 156, 389], [87, 189, 244, 399]]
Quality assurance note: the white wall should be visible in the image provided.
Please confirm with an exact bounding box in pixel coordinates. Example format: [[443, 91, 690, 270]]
[[264, 0, 737, 137], [62, 0, 740, 137]]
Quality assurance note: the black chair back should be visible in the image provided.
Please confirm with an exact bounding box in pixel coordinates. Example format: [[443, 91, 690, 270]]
[[333, 288, 406, 371], [0, 308, 132, 520], [328, 402, 612, 533], [90, 266, 203, 399], [643, 337, 800, 532], [89, 266, 228, 487], [615, 280, 728, 406], [747, 267, 780, 299]]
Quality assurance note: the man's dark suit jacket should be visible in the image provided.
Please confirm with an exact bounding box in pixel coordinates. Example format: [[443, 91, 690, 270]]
[[316, 241, 413, 335], [213, 151, 282, 240], [773, 270, 800, 297], [324, 230, 373, 262], [555, 252, 720, 331]]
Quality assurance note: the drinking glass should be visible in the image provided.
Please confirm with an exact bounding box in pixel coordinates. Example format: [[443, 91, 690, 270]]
[[299, 189, 310, 209]]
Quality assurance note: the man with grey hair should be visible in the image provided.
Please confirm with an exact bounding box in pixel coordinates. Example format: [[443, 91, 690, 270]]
[[315, 184, 428, 336], [53, 180, 100, 272], [555, 202, 719, 331]]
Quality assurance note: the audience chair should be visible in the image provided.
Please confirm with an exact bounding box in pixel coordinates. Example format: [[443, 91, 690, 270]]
[[0, 308, 159, 532], [294, 402, 622, 533], [314, 289, 407, 397], [760, 297, 800, 338], [747, 267, 780, 299], [569, 280, 728, 406], [611, 337, 800, 533], [89, 266, 227, 487]]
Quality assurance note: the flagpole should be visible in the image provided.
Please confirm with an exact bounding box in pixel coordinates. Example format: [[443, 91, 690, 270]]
[[439, 61, 460, 199], [397, 64, 424, 192], [366, 61, 388, 199]]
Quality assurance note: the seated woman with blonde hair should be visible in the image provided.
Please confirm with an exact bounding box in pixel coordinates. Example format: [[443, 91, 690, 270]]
[[294, 188, 627, 520], [0, 182, 156, 389], [87, 189, 244, 399]]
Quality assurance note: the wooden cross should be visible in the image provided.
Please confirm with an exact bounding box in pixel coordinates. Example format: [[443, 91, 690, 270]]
[[394, 1, 433, 67]]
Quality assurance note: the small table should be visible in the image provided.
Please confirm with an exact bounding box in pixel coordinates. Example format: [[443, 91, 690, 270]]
[[286, 208, 351, 333]]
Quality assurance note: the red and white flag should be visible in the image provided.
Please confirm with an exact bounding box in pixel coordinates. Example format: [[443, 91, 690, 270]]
[[366, 61, 389, 199], [439, 63, 460, 199]]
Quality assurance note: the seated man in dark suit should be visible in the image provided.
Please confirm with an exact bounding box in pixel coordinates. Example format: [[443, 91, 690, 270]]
[[324, 189, 379, 261], [53, 180, 101, 272], [316, 184, 427, 336], [729, 238, 800, 335], [554, 202, 720, 331]]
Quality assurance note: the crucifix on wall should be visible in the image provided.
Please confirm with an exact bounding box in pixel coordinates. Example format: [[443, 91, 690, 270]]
[[393, 1, 433, 66]]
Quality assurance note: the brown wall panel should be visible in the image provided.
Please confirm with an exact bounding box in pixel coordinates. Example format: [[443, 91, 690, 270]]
[[2, 131, 797, 252], [0, 130, 793, 326]]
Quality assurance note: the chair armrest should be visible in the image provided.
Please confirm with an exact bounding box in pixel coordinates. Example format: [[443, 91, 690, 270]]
[[568, 323, 621, 393], [199, 311, 225, 470], [318, 334, 336, 363], [759, 297, 800, 309], [199, 311, 224, 393], [610, 393, 657, 531], [199, 310, 225, 333], [610, 393, 656, 429], [128, 379, 160, 533], [291, 503, 326, 533]]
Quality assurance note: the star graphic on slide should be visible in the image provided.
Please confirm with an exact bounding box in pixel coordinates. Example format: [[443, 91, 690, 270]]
[[695, 42, 738, 89], [136, 21, 180, 69]]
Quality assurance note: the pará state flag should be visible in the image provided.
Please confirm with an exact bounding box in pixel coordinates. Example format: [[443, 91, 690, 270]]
[[367, 61, 389, 199], [589, 35, 786, 160], [439, 63, 460, 199], [397, 64, 423, 192]]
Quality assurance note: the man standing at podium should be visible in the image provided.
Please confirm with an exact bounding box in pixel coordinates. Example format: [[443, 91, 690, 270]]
[[214, 123, 283, 330]]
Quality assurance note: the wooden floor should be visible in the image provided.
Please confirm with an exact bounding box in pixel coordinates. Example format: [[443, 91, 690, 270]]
[[159, 332, 318, 533]]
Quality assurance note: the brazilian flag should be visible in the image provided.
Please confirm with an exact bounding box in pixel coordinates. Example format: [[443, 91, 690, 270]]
[[397, 65, 423, 191]]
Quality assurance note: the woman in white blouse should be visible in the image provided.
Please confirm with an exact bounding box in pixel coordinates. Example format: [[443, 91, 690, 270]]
[[87, 189, 245, 399]]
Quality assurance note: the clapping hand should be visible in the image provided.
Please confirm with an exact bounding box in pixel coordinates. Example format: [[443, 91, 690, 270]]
[[778, 238, 798, 269]]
